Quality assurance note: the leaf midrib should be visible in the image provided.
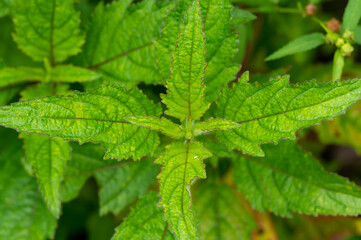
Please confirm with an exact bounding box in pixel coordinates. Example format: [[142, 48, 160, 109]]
[[187, 11, 196, 119], [5, 115, 131, 124], [49, 0, 56, 65], [236, 90, 355, 124], [88, 43, 153, 70]]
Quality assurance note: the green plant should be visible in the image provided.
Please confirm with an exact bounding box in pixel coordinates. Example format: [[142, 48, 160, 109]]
[[1, 0, 361, 239], [265, 0, 361, 81]]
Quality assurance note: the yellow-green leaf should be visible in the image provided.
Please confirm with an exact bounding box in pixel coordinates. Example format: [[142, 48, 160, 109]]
[[156, 140, 212, 239], [234, 141, 361, 216], [13, 0, 84, 63], [0, 82, 161, 160], [21, 133, 70, 218], [216, 76, 361, 156], [162, 0, 210, 121], [126, 116, 184, 139]]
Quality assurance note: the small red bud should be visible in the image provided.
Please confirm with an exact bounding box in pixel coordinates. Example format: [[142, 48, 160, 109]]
[[305, 3, 317, 16], [327, 18, 341, 33]]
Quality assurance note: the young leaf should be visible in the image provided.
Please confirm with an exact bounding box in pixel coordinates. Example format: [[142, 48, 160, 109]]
[[155, 0, 192, 79], [333, 49, 345, 81], [266, 33, 325, 61], [234, 141, 361, 216], [162, 0, 210, 121], [0, 67, 43, 87], [342, 0, 361, 31], [0, 82, 162, 160], [239, 70, 249, 83], [13, 0, 84, 63], [81, 0, 171, 86], [126, 116, 184, 139], [20, 133, 70, 218], [199, 0, 239, 101], [0, 130, 56, 240], [156, 0, 239, 101], [156, 141, 212, 239], [216, 76, 361, 156], [195, 181, 256, 240], [112, 192, 174, 240], [95, 158, 158, 216], [194, 118, 240, 136]]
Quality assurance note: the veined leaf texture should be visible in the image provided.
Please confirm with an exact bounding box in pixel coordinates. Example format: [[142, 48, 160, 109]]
[[217, 75, 361, 156], [0, 82, 161, 160], [0, 0, 360, 239]]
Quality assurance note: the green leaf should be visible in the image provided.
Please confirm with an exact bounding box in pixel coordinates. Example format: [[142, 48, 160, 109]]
[[239, 70, 249, 83], [342, 0, 361, 31], [61, 143, 120, 202], [162, 0, 210, 121], [266, 33, 325, 61], [13, 0, 84, 63], [20, 133, 70, 218], [126, 116, 184, 139], [355, 25, 361, 45], [230, 8, 257, 27], [48, 65, 101, 83], [156, 141, 212, 239], [155, 0, 239, 101], [155, 0, 192, 79], [80, 0, 171, 86], [194, 118, 240, 136], [195, 180, 256, 240], [0, 67, 43, 87], [216, 75, 361, 156], [234, 140, 361, 216], [203, 137, 236, 158], [95, 157, 158, 216], [0, 81, 161, 160], [112, 192, 174, 240], [200, 0, 239, 101], [333, 49, 345, 81], [63, 143, 158, 213], [0, 129, 57, 240], [19, 84, 72, 218]]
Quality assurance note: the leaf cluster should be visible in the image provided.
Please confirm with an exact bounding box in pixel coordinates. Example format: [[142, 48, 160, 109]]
[[0, 0, 361, 239]]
